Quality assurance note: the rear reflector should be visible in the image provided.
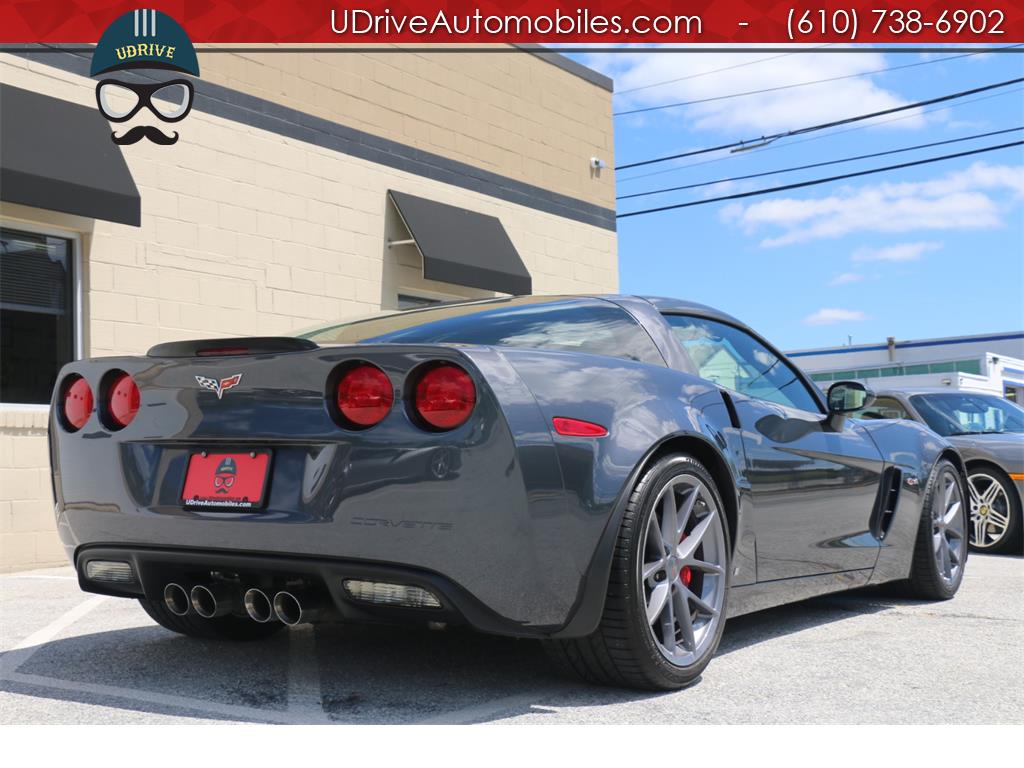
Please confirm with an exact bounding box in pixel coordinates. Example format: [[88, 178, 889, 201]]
[[62, 376, 93, 432], [336, 363, 394, 427], [552, 417, 608, 437], [413, 363, 476, 430], [85, 560, 135, 583], [106, 371, 140, 429], [342, 579, 442, 609]]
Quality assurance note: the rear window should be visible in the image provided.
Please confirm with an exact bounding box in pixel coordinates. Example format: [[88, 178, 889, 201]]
[[301, 298, 665, 366]]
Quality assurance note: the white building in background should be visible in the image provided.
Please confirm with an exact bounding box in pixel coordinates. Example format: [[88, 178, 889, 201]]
[[788, 331, 1024, 404]]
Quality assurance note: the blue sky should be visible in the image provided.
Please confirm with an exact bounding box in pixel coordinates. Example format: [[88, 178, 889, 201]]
[[570, 47, 1024, 351]]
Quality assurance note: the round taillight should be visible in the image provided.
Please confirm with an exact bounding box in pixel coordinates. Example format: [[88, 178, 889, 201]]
[[62, 376, 93, 431], [107, 372, 140, 428], [413, 364, 476, 430], [336, 364, 394, 428]]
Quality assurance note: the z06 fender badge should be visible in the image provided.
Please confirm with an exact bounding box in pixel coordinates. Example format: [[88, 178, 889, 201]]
[[195, 374, 242, 399]]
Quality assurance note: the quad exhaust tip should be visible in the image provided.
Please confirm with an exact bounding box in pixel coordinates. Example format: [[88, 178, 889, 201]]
[[273, 590, 321, 626], [190, 584, 235, 619], [244, 588, 275, 623], [273, 591, 304, 626], [166, 583, 320, 625], [163, 583, 190, 616]]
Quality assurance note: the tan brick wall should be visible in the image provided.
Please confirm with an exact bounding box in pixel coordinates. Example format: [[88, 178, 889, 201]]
[[197, 46, 615, 209], [0, 409, 64, 572], [0, 52, 617, 571]]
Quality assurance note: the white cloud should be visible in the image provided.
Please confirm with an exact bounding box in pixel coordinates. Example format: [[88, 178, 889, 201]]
[[583, 46, 924, 135], [852, 242, 941, 262], [829, 272, 864, 285], [722, 162, 1024, 246], [804, 308, 869, 326]]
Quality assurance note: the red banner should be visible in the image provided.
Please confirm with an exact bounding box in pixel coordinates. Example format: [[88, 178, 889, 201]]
[[1, 0, 1022, 43]]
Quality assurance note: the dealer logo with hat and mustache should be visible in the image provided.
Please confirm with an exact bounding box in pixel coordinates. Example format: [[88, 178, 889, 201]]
[[91, 9, 200, 145]]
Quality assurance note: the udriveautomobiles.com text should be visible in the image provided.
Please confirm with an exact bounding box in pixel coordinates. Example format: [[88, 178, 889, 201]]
[[330, 8, 704, 36]]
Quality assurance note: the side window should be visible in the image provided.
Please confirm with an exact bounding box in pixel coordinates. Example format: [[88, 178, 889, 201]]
[[851, 397, 910, 420], [663, 314, 822, 413]]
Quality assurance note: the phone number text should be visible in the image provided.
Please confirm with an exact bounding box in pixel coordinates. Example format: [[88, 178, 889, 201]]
[[787, 8, 1006, 40]]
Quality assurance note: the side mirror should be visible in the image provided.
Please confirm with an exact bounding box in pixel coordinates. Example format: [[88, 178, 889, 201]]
[[827, 381, 876, 414]]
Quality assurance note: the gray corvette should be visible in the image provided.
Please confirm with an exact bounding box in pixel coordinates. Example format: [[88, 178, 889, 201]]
[[50, 295, 968, 690], [853, 389, 1023, 553]]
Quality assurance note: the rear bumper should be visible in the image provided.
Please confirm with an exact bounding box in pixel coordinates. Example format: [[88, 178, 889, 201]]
[[50, 346, 630, 638], [75, 544, 555, 637]]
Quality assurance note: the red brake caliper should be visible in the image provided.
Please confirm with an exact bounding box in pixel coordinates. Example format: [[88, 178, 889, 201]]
[[679, 532, 693, 587]]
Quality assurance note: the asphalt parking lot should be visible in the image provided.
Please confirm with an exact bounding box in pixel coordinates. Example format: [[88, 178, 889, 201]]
[[0, 553, 1021, 725]]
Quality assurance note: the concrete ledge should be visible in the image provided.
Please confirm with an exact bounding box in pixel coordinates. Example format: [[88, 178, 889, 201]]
[[0, 406, 49, 433]]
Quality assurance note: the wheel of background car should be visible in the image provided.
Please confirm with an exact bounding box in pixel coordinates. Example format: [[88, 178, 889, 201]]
[[904, 459, 968, 600], [544, 454, 730, 690], [967, 470, 1022, 553]]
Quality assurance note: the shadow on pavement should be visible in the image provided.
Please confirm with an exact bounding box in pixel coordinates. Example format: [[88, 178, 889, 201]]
[[717, 584, 922, 656], [0, 586, 914, 724]]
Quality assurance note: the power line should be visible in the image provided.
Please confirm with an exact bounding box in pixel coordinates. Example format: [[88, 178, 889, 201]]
[[617, 140, 1024, 219], [615, 47, 822, 96], [616, 86, 1024, 185], [614, 46, 1019, 117], [615, 76, 1024, 171], [617, 126, 1024, 201]]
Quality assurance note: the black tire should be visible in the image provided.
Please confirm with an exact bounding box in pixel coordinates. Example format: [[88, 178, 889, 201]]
[[139, 598, 284, 641], [544, 454, 731, 690], [966, 465, 1022, 554], [904, 459, 968, 600]]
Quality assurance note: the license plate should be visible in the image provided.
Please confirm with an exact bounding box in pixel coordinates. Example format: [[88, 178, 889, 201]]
[[181, 451, 271, 510]]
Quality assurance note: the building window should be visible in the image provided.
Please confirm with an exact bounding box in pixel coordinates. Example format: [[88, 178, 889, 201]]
[[807, 358, 984, 383], [856, 369, 881, 379], [0, 227, 76, 405], [396, 293, 443, 311]]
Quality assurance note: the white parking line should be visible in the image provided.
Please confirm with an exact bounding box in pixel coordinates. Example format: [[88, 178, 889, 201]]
[[0, 594, 325, 724], [3, 671, 307, 724], [414, 687, 562, 725], [286, 625, 329, 722], [0, 596, 107, 677]]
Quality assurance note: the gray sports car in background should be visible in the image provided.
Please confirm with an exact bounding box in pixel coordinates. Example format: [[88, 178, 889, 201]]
[[853, 389, 1023, 554], [50, 296, 968, 690]]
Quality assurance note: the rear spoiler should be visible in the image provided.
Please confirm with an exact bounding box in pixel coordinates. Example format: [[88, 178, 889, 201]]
[[147, 337, 318, 358]]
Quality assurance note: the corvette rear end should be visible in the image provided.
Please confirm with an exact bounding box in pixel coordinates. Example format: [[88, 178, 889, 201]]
[[49, 295, 968, 690], [50, 336, 596, 636]]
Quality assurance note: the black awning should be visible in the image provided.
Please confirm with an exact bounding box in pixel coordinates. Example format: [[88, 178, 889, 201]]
[[388, 190, 531, 295], [0, 84, 140, 226]]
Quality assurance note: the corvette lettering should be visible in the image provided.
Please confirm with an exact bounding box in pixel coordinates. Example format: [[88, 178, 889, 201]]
[[195, 373, 243, 399], [350, 517, 454, 531]]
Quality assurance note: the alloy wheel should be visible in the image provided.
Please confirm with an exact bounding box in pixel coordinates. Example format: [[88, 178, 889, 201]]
[[967, 473, 1012, 549], [932, 470, 966, 584], [640, 474, 727, 667]]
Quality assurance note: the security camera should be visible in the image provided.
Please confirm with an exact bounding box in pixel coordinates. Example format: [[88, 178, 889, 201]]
[[590, 157, 606, 170]]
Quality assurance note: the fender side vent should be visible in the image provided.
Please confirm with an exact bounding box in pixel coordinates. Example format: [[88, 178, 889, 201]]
[[719, 389, 742, 429], [871, 467, 903, 540]]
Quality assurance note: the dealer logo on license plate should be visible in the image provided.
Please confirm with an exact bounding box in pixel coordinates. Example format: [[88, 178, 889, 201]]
[[182, 451, 271, 509]]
